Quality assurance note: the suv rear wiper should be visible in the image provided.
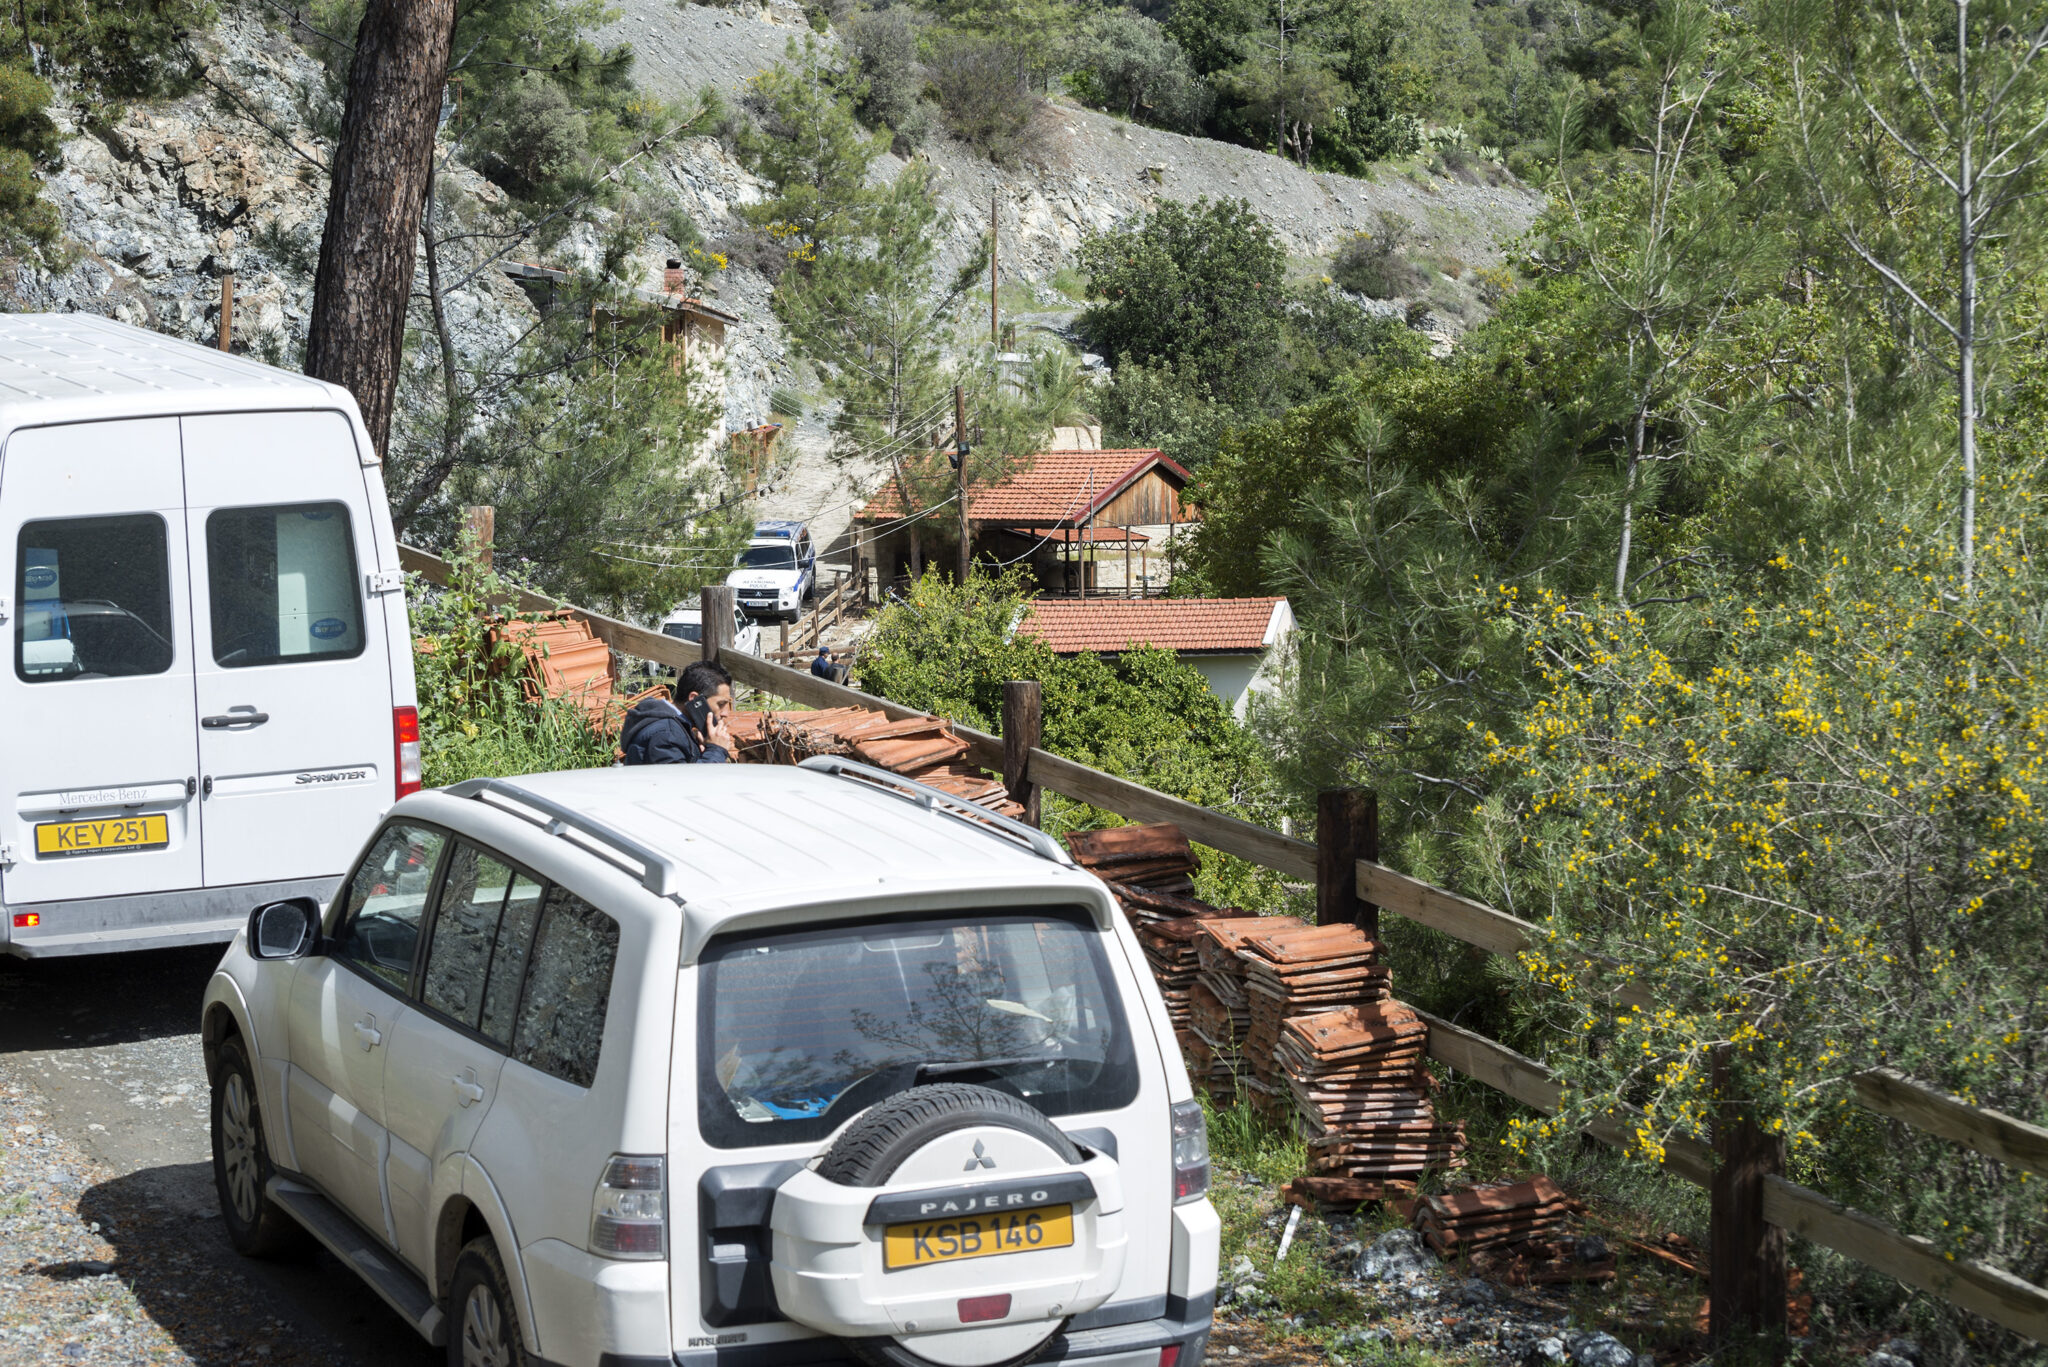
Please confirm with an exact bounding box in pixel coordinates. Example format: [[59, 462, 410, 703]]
[[914, 1055, 1059, 1083]]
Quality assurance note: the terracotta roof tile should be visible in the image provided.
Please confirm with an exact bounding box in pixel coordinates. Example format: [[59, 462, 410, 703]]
[[1019, 597, 1290, 654], [857, 449, 1192, 524]]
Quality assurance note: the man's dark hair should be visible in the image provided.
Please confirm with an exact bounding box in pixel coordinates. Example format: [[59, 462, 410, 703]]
[[677, 658, 732, 702]]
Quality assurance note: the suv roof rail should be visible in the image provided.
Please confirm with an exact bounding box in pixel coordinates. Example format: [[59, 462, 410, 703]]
[[447, 778, 687, 903], [797, 756, 1075, 868]]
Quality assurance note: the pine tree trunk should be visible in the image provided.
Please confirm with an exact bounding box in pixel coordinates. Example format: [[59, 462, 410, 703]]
[[305, 0, 457, 462]]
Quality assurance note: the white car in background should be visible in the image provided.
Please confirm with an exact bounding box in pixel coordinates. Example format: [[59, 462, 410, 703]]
[[726, 520, 816, 623], [660, 602, 762, 656]]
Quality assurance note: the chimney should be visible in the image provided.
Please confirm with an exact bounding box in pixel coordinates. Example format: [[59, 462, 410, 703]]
[[663, 258, 684, 295]]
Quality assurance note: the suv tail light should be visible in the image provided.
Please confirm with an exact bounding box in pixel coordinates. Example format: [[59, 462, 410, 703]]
[[590, 1154, 666, 1259], [393, 707, 421, 800], [1170, 1099, 1208, 1204]]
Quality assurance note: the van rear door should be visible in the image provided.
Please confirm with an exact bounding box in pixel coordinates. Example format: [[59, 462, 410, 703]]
[[0, 418, 205, 905], [184, 411, 395, 890]]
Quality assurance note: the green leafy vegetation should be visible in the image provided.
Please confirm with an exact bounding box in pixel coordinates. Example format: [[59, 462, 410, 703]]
[[407, 541, 617, 789], [855, 569, 1287, 911]]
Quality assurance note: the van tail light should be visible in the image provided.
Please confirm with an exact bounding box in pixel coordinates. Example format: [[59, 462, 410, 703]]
[[393, 707, 422, 800], [1171, 1099, 1209, 1204], [590, 1154, 666, 1259]]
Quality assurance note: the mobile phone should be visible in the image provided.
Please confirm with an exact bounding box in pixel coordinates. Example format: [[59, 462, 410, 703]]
[[682, 696, 713, 735]]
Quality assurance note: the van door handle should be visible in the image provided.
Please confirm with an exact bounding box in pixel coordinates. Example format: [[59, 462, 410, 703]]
[[451, 1069, 486, 1108], [202, 710, 269, 728], [353, 1016, 382, 1050]]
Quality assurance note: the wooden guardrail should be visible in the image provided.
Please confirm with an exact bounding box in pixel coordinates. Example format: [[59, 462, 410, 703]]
[[399, 547, 2048, 1348]]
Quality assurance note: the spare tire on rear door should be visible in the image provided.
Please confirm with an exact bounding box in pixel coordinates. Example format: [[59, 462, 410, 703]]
[[769, 1084, 1128, 1367]]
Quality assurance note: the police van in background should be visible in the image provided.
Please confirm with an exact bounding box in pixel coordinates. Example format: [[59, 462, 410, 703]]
[[724, 519, 815, 623], [0, 315, 418, 958]]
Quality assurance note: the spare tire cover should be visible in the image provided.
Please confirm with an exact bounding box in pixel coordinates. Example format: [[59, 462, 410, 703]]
[[807, 1083, 1090, 1367]]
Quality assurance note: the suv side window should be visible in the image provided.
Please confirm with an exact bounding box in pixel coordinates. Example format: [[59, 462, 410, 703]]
[[510, 885, 618, 1088], [332, 822, 446, 993], [421, 842, 542, 1034]]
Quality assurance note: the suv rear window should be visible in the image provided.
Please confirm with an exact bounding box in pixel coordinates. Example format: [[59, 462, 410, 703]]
[[697, 909, 1138, 1148]]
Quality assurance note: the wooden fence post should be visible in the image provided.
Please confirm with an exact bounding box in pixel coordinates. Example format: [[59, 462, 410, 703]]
[[700, 585, 735, 667], [1002, 680, 1042, 828], [1710, 1042, 1788, 1354], [1316, 789, 1378, 934], [464, 505, 495, 570]]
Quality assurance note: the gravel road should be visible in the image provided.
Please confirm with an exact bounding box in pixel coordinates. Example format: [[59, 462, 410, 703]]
[[0, 948, 435, 1367]]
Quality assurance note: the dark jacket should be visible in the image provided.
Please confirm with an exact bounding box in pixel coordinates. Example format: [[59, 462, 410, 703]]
[[810, 653, 836, 679], [619, 696, 729, 765]]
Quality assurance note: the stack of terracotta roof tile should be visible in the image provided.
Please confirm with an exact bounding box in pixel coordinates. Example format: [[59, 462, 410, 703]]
[[1238, 923, 1392, 1087], [1136, 912, 1261, 1038], [1064, 824, 1200, 906], [1186, 916, 1306, 1092], [1283, 1175, 1417, 1215], [1411, 1177, 1609, 1282], [491, 611, 617, 729], [1276, 1000, 1434, 1131], [725, 707, 1021, 819]]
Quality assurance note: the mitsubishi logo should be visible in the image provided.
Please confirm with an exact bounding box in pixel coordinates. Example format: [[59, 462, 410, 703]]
[[964, 1140, 996, 1171]]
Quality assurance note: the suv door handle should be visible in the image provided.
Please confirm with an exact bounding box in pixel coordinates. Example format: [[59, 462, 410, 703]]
[[353, 1016, 382, 1050], [451, 1069, 486, 1108], [202, 709, 269, 729]]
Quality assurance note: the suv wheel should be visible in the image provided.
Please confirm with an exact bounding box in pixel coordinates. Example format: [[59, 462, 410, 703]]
[[210, 1037, 309, 1258], [448, 1236, 532, 1367]]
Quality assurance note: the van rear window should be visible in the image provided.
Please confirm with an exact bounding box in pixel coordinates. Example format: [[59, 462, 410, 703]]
[[15, 515, 175, 682], [206, 502, 363, 667], [697, 909, 1139, 1148]]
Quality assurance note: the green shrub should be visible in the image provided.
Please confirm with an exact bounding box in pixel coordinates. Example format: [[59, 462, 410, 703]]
[[1065, 9, 1209, 133], [844, 7, 934, 150], [925, 33, 1048, 166], [407, 541, 618, 789], [1330, 215, 1426, 300]]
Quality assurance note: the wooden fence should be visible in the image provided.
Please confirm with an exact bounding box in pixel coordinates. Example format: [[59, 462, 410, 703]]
[[400, 550, 2048, 1349]]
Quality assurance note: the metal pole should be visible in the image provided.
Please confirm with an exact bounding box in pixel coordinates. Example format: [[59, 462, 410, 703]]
[[956, 383, 970, 584]]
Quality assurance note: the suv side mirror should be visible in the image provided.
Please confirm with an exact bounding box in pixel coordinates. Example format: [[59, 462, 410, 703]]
[[248, 898, 321, 960]]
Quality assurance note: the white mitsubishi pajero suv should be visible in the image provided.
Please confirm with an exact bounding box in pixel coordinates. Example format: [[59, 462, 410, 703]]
[[200, 758, 1219, 1367]]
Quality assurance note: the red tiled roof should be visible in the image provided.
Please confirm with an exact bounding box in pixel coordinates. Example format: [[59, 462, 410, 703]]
[[1019, 597, 1290, 655], [857, 449, 1192, 524], [994, 525, 1151, 544]]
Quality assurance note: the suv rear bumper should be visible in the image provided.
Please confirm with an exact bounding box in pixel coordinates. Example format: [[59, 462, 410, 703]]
[[0, 876, 339, 958], [625, 1297, 1212, 1367]]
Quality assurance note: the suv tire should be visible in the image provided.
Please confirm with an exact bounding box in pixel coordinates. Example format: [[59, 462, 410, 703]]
[[819, 1084, 1082, 1367], [818, 1083, 1082, 1187], [448, 1236, 533, 1367], [210, 1037, 310, 1259]]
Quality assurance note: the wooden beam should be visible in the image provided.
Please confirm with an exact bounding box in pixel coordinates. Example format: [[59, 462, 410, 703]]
[[1762, 1176, 2048, 1344], [1415, 1009, 1712, 1187], [718, 650, 1006, 770], [1853, 1068, 2048, 1181], [700, 585, 735, 665], [1002, 680, 1042, 828], [398, 544, 701, 674], [1317, 790, 1376, 932], [1357, 858, 1539, 956], [1415, 1009, 1560, 1113], [1710, 1044, 1788, 1350], [1025, 747, 1317, 880]]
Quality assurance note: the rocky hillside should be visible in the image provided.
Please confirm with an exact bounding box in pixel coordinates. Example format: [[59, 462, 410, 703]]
[[2, 1, 1542, 552]]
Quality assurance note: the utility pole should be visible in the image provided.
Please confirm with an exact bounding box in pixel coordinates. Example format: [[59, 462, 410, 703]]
[[990, 191, 999, 349], [955, 383, 971, 584]]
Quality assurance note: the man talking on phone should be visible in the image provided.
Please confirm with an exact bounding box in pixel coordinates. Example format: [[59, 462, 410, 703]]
[[620, 659, 735, 764]]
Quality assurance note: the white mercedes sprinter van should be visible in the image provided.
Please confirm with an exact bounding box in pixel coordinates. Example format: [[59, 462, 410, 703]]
[[0, 314, 419, 958]]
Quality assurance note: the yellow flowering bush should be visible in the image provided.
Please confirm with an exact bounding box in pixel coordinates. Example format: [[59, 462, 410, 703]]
[[1482, 525, 2048, 1312]]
